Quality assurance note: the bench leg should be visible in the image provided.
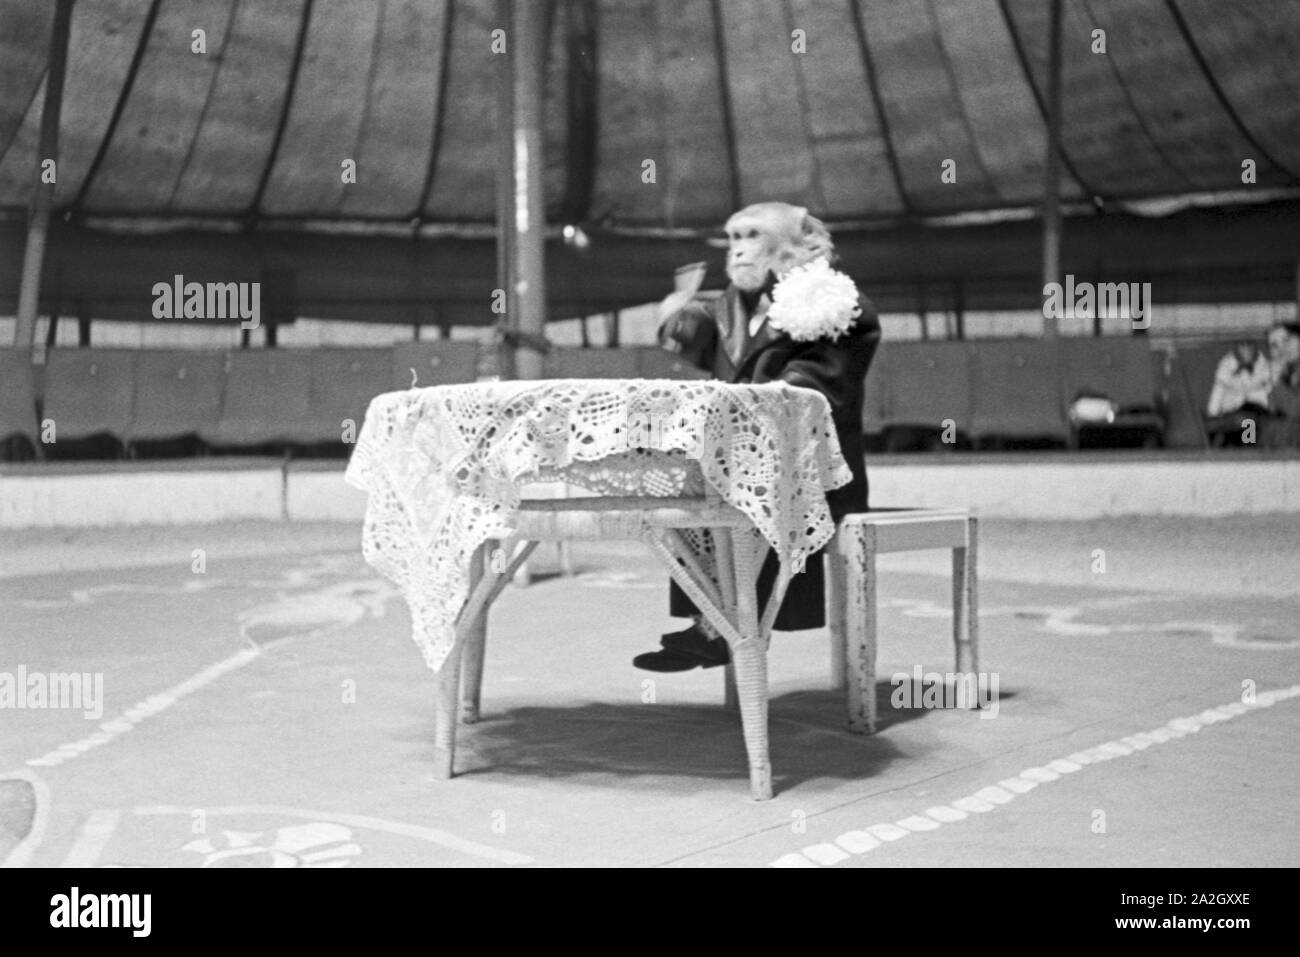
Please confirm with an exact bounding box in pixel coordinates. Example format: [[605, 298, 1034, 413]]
[[827, 538, 848, 692], [952, 517, 979, 676], [842, 526, 878, 734], [730, 527, 772, 801]]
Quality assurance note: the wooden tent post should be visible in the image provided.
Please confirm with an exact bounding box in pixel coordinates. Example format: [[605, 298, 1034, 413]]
[[494, 0, 518, 379], [1040, 0, 1064, 338], [13, 0, 74, 349]]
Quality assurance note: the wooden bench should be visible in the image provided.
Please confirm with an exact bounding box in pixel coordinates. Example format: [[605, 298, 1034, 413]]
[[827, 508, 979, 734]]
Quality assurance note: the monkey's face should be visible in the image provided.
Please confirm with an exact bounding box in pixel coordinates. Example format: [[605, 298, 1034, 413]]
[[724, 209, 795, 293]]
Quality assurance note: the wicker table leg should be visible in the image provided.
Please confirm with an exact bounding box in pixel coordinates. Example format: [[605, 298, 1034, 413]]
[[459, 539, 538, 725], [433, 641, 464, 780], [712, 527, 741, 714], [729, 527, 772, 801], [459, 541, 492, 725]]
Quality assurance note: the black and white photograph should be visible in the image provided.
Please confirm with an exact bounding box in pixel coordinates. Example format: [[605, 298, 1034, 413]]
[[0, 0, 1297, 918]]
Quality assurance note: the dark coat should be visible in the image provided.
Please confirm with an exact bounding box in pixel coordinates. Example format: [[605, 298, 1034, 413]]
[[661, 281, 881, 630]]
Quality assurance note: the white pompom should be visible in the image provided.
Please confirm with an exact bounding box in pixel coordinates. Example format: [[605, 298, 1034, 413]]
[[767, 258, 861, 342]]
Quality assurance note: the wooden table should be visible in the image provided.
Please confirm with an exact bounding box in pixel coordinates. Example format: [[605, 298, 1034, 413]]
[[445, 492, 788, 800]]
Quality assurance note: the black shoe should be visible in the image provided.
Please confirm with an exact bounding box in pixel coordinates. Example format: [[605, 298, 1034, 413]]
[[633, 625, 731, 672], [632, 648, 708, 672]]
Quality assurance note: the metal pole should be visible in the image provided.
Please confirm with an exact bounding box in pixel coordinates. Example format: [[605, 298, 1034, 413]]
[[1040, 0, 1064, 338], [14, 0, 75, 348], [511, 0, 549, 379]]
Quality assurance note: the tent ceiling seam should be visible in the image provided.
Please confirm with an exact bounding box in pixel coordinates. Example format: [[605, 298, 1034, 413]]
[[1164, 0, 1300, 184], [709, 0, 744, 214], [995, 0, 1099, 201], [0, 64, 49, 163], [413, 0, 455, 221], [780, 0, 829, 213], [925, 0, 1006, 206], [1079, 0, 1199, 193], [245, 0, 314, 223], [340, 0, 388, 219], [166, 0, 244, 210], [246, 0, 315, 224], [69, 0, 164, 216], [847, 0, 919, 217]]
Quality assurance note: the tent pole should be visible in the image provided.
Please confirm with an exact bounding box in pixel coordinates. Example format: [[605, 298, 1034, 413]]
[[1040, 0, 1064, 338], [14, 0, 74, 349], [511, 0, 549, 379], [494, 0, 517, 379]]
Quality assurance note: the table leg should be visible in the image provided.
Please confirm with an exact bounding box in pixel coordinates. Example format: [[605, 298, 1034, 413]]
[[723, 663, 739, 712], [458, 539, 539, 725], [433, 641, 465, 780], [713, 528, 741, 713], [729, 527, 772, 801], [459, 541, 492, 725], [953, 516, 979, 676], [842, 524, 878, 735]]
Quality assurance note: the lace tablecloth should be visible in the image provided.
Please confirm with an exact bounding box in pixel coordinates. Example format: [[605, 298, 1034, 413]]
[[344, 378, 852, 671]]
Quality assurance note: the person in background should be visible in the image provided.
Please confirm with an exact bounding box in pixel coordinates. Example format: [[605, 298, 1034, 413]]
[[1206, 340, 1272, 418], [1266, 322, 1300, 385]]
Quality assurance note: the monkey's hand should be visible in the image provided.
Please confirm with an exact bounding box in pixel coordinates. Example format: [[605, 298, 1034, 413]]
[[656, 288, 701, 328], [657, 296, 720, 369]]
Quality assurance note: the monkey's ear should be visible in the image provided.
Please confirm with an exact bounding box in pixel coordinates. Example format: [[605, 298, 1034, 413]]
[[801, 211, 830, 239], [800, 212, 835, 261]]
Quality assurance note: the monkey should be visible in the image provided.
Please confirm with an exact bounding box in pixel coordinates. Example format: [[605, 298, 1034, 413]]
[[633, 201, 882, 672]]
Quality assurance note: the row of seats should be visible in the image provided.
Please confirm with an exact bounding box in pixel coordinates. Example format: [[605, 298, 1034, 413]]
[[0, 344, 706, 449], [0, 338, 1250, 451], [862, 337, 1165, 443], [1, 343, 477, 447]]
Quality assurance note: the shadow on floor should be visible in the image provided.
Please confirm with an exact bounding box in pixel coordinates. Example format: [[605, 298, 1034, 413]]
[[410, 681, 1006, 793]]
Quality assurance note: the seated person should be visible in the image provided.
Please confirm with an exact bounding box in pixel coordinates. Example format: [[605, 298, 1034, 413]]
[[1206, 340, 1271, 426], [1267, 321, 1300, 386], [633, 201, 881, 671]]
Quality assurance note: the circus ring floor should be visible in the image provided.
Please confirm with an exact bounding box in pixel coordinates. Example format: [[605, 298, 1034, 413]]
[[1, 515, 1297, 868]]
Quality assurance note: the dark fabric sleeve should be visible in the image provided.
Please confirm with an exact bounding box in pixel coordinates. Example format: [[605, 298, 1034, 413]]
[[774, 293, 881, 417], [658, 299, 721, 373]]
